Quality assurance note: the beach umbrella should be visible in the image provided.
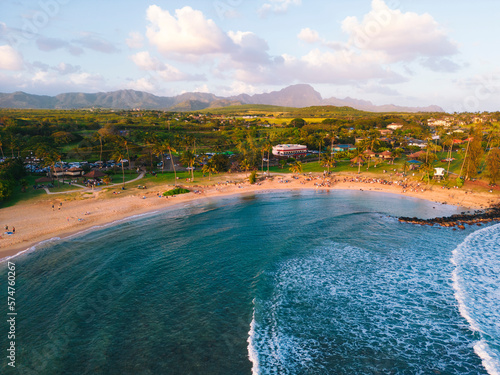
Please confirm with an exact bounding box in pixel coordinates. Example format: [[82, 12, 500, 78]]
[[84, 169, 106, 178]]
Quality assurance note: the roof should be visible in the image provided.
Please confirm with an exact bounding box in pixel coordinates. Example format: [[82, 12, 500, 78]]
[[84, 169, 106, 178], [35, 176, 53, 183], [408, 151, 425, 158]]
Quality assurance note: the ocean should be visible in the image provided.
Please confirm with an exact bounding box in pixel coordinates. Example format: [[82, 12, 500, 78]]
[[1, 190, 499, 375]]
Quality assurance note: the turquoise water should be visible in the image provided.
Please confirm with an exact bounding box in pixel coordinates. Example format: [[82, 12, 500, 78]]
[[1, 190, 499, 374]]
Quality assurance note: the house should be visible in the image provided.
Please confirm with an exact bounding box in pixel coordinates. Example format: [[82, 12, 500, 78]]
[[428, 118, 452, 127], [378, 129, 393, 136], [50, 167, 66, 177], [66, 167, 84, 177], [378, 150, 393, 160], [408, 139, 426, 149], [387, 123, 403, 130], [363, 149, 376, 158], [408, 150, 425, 159], [272, 144, 308, 157]]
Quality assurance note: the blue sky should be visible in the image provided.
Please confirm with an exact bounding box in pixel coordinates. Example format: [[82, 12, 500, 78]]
[[0, 0, 499, 112]]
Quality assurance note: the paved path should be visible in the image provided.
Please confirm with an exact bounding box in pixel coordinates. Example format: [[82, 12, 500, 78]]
[[42, 172, 145, 195]]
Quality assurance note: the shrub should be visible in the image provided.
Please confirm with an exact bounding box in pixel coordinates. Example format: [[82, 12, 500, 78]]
[[249, 170, 257, 184], [163, 187, 190, 196]]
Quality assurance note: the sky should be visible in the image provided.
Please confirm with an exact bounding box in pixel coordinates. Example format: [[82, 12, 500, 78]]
[[0, 0, 499, 112]]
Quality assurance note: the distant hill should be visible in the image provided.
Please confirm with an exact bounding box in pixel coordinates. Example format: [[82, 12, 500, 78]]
[[0, 85, 444, 113]]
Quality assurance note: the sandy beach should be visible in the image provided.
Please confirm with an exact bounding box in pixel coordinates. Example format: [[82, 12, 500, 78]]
[[1, 173, 499, 260]]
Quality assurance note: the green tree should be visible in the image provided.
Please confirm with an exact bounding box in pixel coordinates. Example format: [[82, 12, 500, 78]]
[[289, 160, 303, 175], [202, 159, 218, 181], [180, 150, 197, 182], [240, 159, 251, 177], [112, 148, 127, 187], [322, 155, 336, 173], [290, 118, 306, 128], [164, 138, 178, 184], [486, 148, 500, 184], [462, 128, 484, 180], [402, 161, 410, 176]]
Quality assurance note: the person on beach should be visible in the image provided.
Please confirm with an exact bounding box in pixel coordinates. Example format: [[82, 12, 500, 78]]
[[4, 224, 8, 231], [12, 227, 15, 234]]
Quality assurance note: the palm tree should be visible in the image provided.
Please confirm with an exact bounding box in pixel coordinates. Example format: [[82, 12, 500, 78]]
[[163, 138, 177, 184], [202, 159, 218, 180], [240, 159, 251, 178], [421, 161, 434, 186], [264, 139, 273, 176], [92, 130, 105, 162], [351, 152, 364, 174], [402, 161, 410, 176], [315, 133, 326, 162], [180, 150, 197, 182], [153, 141, 167, 174], [290, 160, 303, 175], [144, 132, 158, 172], [112, 148, 127, 187], [0, 137, 4, 159], [322, 155, 336, 174]]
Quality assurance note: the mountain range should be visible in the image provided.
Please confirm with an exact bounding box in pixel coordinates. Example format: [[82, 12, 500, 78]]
[[0, 84, 444, 113]]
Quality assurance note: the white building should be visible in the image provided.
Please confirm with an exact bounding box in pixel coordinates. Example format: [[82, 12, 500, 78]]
[[272, 144, 308, 157], [387, 123, 403, 130]]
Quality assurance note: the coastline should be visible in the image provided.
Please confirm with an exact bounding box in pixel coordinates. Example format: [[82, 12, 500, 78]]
[[1, 174, 498, 261]]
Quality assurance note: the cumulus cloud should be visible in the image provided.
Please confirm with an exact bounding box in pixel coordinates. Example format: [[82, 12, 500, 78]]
[[259, 0, 301, 17], [227, 31, 272, 65], [342, 0, 458, 63], [298, 28, 320, 44], [0, 45, 23, 70], [130, 51, 205, 82], [126, 77, 156, 92], [146, 5, 232, 59]]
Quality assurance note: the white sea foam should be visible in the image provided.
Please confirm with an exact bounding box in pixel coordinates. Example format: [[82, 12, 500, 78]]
[[475, 340, 500, 375], [451, 223, 500, 375], [0, 236, 61, 263], [247, 306, 261, 375]]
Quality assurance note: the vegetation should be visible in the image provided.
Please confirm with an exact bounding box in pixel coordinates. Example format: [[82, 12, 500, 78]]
[[163, 187, 190, 196], [0, 106, 499, 205]]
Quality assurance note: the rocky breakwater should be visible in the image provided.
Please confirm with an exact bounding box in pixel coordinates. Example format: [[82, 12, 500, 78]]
[[398, 205, 500, 230]]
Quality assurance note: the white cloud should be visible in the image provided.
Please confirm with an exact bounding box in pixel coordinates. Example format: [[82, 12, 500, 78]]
[[342, 0, 458, 64], [126, 32, 144, 49], [146, 5, 232, 59], [130, 51, 205, 82], [126, 77, 156, 92], [0, 45, 23, 70], [227, 31, 271, 65], [259, 0, 301, 17], [298, 28, 320, 44], [131, 51, 164, 71]]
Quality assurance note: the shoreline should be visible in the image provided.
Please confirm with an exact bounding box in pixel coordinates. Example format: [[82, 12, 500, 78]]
[[1, 174, 499, 261]]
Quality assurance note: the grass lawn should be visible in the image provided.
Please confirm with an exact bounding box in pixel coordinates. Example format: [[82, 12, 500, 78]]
[[108, 171, 140, 184], [0, 175, 48, 208]]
